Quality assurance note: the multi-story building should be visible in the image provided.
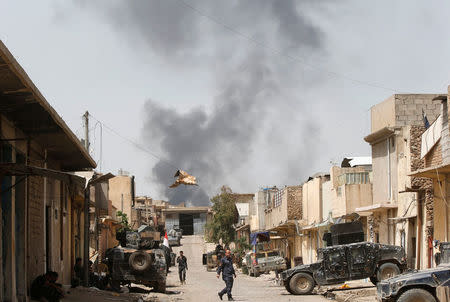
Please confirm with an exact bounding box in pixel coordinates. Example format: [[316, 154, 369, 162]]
[[330, 157, 373, 237], [360, 94, 441, 269], [264, 186, 302, 266], [0, 41, 96, 300], [411, 87, 450, 267]]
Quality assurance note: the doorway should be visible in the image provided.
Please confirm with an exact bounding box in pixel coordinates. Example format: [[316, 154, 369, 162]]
[[179, 214, 194, 235]]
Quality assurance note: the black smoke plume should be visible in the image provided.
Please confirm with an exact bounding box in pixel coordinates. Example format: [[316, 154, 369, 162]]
[[72, 0, 324, 205]]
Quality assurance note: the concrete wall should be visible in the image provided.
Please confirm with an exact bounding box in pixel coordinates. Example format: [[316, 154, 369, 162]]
[[371, 95, 396, 132], [265, 189, 288, 230], [322, 181, 332, 220], [250, 191, 268, 232], [302, 177, 327, 225], [109, 176, 133, 221]]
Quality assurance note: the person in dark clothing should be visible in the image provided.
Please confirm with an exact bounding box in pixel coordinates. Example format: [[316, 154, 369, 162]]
[[31, 271, 65, 302], [216, 250, 236, 301], [176, 251, 188, 284], [72, 257, 84, 288]]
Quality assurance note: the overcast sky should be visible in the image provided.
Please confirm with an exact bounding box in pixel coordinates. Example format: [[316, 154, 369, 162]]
[[1, 1, 449, 205]]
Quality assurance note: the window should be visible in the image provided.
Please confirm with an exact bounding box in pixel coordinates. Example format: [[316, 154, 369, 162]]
[[337, 186, 342, 196], [273, 189, 283, 208], [338, 172, 371, 186], [256, 253, 265, 259], [267, 251, 279, 257]]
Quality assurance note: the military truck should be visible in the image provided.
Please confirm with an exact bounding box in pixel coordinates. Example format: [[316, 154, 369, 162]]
[[104, 225, 167, 292], [377, 242, 450, 302], [245, 250, 287, 277], [282, 241, 407, 295], [202, 245, 225, 271]]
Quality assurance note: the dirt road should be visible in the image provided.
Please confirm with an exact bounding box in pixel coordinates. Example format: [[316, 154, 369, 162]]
[[166, 235, 328, 302], [63, 236, 330, 302]]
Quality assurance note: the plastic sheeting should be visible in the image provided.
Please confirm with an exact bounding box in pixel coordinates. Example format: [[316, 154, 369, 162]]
[[250, 232, 270, 245]]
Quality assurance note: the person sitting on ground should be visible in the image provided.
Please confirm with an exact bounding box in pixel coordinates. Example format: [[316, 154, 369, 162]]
[[71, 257, 84, 288], [31, 271, 65, 302]]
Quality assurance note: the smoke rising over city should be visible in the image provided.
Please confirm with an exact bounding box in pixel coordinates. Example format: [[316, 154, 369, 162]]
[[72, 0, 325, 205]]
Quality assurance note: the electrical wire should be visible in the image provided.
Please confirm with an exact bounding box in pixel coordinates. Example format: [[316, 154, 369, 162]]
[[174, 0, 400, 93], [87, 113, 179, 170]]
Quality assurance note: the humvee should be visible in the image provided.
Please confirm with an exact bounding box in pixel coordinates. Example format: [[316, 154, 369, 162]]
[[245, 250, 287, 277], [377, 242, 450, 302], [281, 241, 407, 295], [105, 226, 167, 292]]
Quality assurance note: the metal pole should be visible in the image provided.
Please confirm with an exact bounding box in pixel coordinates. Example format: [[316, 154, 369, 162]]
[[83, 183, 90, 286], [83, 111, 89, 152]]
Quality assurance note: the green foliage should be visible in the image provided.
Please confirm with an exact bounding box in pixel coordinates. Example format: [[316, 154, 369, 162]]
[[205, 186, 238, 246], [116, 211, 132, 232], [233, 236, 252, 267]]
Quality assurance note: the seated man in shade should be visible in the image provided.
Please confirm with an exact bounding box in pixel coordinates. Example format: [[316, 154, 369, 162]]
[[31, 271, 65, 302]]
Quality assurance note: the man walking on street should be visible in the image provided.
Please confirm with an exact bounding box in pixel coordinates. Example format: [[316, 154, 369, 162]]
[[177, 251, 188, 284], [217, 249, 236, 301]]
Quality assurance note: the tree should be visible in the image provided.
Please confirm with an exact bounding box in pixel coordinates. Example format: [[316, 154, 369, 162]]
[[116, 211, 131, 232], [205, 186, 238, 246]]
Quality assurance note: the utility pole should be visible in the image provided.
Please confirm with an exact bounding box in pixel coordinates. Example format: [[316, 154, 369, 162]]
[[83, 110, 90, 286], [83, 111, 89, 152]]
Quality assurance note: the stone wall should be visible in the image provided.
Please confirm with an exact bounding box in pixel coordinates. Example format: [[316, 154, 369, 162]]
[[410, 126, 434, 237], [287, 186, 302, 220]]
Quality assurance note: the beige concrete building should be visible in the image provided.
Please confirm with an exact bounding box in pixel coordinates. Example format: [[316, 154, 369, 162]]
[[0, 41, 96, 301], [360, 94, 441, 269], [330, 157, 373, 238], [301, 173, 330, 264], [264, 186, 302, 266], [109, 173, 135, 223]]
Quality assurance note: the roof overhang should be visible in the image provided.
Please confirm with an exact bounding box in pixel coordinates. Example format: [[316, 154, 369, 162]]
[[364, 127, 399, 145], [90, 172, 115, 185], [162, 206, 211, 214], [355, 203, 398, 214], [0, 163, 86, 194], [409, 164, 450, 180], [235, 224, 250, 232], [0, 41, 96, 171]]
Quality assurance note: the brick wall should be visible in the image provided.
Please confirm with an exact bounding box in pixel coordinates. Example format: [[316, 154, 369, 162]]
[[287, 186, 302, 220], [410, 126, 434, 237], [425, 141, 443, 168]]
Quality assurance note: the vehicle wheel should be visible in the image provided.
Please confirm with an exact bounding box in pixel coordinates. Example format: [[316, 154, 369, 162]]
[[288, 273, 315, 295], [397, 289, 436, 302], [249, 270, 254, 277], [377, 263, 400, 281], [254, 270, 260, 277], [285, 283, 295, 294], [129, 251, 153, 272], [154, 281, 166, 293], [370, 276, 378, 286]]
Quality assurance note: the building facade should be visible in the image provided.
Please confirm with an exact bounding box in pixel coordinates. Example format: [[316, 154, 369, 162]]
[[0, 41, 96, 301], [360, 94, 441, 269]]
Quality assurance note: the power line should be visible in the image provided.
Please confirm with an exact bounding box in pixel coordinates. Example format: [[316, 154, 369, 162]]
[[174, 0, 400, 92], [88, 113, 179, 171]]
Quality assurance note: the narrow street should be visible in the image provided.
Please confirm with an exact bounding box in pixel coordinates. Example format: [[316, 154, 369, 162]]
[[164, 235, 328, 302]]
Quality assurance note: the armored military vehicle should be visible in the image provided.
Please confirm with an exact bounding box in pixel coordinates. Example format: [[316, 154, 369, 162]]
[[104, 225, 167, 292], [282, 241, 407, 295], [245, 250, 287, 277], [377, 242, 450, 302]]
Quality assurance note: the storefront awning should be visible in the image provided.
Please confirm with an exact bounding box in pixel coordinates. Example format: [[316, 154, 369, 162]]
[[0, 163, 86, 194], [355, 203, 397, 215]]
